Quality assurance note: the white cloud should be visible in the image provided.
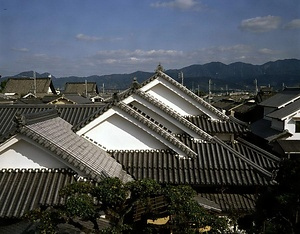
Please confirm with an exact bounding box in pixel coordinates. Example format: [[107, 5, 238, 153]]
[[76, 34, 104, 41], [76, 34, 123, 42], [259, 48, 279, 55], [12, 47, 29, 52], [239, 15, 281, 33], [284, 19, 300, 29], [151, 0, 204, 11], [91, 49, 183, 64]]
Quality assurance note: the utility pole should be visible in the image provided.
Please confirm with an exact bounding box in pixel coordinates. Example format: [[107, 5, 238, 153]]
[[254, 79, 258, 95], [85, 80, 88, 97], [178, 71, 184, 86], [208, 79, 212, 103]]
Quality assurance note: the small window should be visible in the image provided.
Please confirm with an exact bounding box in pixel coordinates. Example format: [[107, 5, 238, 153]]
[[296, 121, 300, 133]]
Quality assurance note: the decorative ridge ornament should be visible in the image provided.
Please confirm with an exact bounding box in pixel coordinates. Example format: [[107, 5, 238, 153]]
[[155, 63, 164, 73]]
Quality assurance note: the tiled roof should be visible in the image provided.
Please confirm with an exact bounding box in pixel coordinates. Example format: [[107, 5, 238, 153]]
[[277, 140, 300, 154], [14, 110, 132, 183], [0, 104, 104, 139], [198, 193, 256, 213], [64, 82, 99, 95], [3, 78, 56, 97], [266, 98, 300, 120], [260, 87, 300, 108], [0, 168, 76, 218], [186, 115, 248, 135], [110, 137, 279, 186]]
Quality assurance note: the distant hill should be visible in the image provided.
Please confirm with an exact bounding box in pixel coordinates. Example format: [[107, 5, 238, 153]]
[[2, 59, 300, 93]]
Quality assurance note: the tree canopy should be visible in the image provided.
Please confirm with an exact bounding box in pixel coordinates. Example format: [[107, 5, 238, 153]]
[[238, 158, 300, 234], [26, 177, 229, 233]]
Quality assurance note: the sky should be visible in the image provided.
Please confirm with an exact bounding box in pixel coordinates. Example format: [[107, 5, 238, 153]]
[[1, 0, 300, 77]]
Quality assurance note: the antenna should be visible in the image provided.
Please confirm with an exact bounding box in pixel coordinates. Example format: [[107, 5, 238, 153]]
[[33, 71, 36, 96]]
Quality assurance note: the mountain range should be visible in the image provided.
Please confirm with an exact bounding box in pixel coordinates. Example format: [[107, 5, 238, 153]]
[[2, 59, 300, 92]]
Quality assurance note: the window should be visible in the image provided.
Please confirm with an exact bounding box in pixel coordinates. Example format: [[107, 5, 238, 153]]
[[296, 121, 300, 133]]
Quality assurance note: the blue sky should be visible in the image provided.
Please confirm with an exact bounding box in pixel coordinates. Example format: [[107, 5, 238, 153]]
[[1, 0, 299, 77]]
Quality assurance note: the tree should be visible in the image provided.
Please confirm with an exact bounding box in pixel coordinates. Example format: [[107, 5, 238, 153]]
[[0, 80, 7, 92], [162, 184, 228, 233], [26, 177, 229, 233], [238, 159, 300, 233]]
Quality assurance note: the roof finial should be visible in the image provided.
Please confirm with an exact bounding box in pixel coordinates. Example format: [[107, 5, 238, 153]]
[[156, 63, 164, 73], [112, 92, 119, 103], [131, 77, 140, 90]]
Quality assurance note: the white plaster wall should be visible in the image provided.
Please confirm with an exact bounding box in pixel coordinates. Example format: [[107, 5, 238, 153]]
[[286, 117, 300, 140], [84, 113, 166, 150], [144, 79, 221, 119], [0, 139, 67, 169], [146, 84, 200, 116]]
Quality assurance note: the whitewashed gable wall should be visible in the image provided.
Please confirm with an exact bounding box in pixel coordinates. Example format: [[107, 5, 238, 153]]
[[141, 77, 221, 119], [0, 138, 67, 169]]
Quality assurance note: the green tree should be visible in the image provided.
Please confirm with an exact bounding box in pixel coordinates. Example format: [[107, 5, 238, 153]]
[[239, 159, 300, 233], [26, 177, 229, 233], [0, 80, 7, 92], [163, 185, 228, 233]]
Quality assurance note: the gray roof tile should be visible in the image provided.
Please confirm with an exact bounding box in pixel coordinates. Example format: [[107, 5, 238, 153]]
[[15, 111, 132, 183], [0, 104, 104, 139], [0, 168, 76, 218], [110, 137, 279, 186], [3, 78, 56, 97], [266, 98, 300, 120], [260, 87, 300, 108]]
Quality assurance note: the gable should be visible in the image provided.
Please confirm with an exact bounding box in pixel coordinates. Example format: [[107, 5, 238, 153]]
[[140, 72, 227, 120], [0, 137, 67, 169], [145, 82, 202, 116], [83, 113, 166, 150]]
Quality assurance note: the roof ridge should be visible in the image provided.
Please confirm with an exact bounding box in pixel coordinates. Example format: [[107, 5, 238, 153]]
[[14, 109, 59, 126], [237, 138, 281, 162], [136, 90, 213, 142], [0, 168, 76, 173], [116, 102, 197, 158], [157, 71, 229, 121], [213, 136, 273, 179]]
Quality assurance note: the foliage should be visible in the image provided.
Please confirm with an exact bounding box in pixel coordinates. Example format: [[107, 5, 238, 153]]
[[26, 177, 229, 233], [163, 185, 228, 233], [24, 207, 64, 234], [0, 80, 7, 91], [238, 159, 300, 234]]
